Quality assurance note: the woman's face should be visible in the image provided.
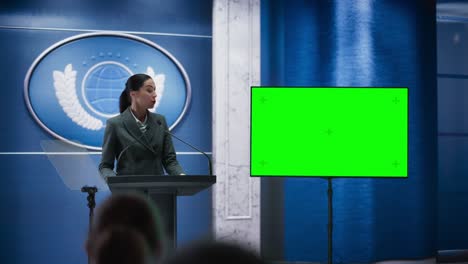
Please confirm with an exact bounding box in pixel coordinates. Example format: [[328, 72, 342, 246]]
[[131, 78, 157, 109]]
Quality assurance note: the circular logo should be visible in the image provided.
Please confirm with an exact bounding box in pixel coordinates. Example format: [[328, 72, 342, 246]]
[[83, 62, 133, 118], [24, 32, 191, 150]]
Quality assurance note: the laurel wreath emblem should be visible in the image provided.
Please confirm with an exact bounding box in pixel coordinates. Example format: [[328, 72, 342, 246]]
[[53, 64, 104, 130], [53, 64, 165, 130]]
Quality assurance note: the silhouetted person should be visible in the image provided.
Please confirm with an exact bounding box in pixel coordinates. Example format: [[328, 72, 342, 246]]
[[86, 193, 165, 264], [90, 225, 150, 264]]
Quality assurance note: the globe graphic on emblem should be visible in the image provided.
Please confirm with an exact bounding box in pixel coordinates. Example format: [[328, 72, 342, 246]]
[[83, 64, 131, 117]]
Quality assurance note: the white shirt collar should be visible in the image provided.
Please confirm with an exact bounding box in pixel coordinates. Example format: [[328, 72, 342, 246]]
[[129, 109, 148, 126]]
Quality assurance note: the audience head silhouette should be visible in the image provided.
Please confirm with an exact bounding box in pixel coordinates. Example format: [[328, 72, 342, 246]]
[[86, 193, 164, 264], [91, 225, 149, 264]]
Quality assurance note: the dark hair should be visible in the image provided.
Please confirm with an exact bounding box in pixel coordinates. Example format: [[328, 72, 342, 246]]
[[86, 193, 164, 260], [91, 226, 149, 264], [119, 74, 152, 113], [163, 240, 265, 264]]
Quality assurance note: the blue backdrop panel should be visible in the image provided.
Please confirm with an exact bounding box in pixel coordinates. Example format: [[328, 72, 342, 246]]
[[438, 137, 468, 249], [0, 1, 212, 264], [0, 155, 92, 264], [0, 0, 212, 36], [0, 30, 212, 152], [437, 78, 468, 133], [437, 20, 468, 250], [262, 0, 437, 262], [437, 22, 468, 76]]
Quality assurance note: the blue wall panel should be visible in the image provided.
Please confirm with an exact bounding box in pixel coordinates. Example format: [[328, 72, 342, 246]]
[[0, 0, 212, 36], [0, 1, 212, 263], [438, 137, 468, 249], [437, 20, 468, 250]]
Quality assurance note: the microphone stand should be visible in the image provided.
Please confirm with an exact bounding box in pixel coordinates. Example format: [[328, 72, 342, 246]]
[[164, 130, 213, 176], [324, 178, 333, 264], [81, 186, 98, 264]]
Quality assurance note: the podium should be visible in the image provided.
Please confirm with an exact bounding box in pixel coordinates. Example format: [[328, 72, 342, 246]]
[[106, 175, 216, 249]]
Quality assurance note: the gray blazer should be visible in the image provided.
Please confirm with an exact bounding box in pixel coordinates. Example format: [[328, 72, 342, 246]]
[[99, 108, 184, 179]]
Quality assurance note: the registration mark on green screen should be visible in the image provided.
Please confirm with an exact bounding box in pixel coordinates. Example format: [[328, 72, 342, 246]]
[[250, 87, 408, 177]]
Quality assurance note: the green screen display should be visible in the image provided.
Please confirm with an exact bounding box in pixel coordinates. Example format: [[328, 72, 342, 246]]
[[250, 87, 408, 177]]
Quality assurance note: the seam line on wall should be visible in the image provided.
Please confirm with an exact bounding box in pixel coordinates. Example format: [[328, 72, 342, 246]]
[[438, 73, 468, 79], [0, 152, 212, 155], [437, 15, 468, 23], [0, 25, 212, 38]]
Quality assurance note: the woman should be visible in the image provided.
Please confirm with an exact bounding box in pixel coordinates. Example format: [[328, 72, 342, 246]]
[[99, 73, 184, 179]]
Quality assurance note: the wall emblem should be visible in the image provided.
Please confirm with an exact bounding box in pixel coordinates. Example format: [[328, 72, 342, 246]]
[[24, 32, 191, 150]]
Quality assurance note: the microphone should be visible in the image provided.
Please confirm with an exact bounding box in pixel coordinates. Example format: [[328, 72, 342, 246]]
[[116, 129, 149, 171], [157, 120, 213, 176], [81, 186, 98, 194]]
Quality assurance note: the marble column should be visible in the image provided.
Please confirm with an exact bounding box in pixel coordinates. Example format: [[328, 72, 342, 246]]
[[212, 0, 261, 252]]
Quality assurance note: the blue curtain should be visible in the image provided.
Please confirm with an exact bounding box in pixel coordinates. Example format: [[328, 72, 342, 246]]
[[261, 0, 437, 262]]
